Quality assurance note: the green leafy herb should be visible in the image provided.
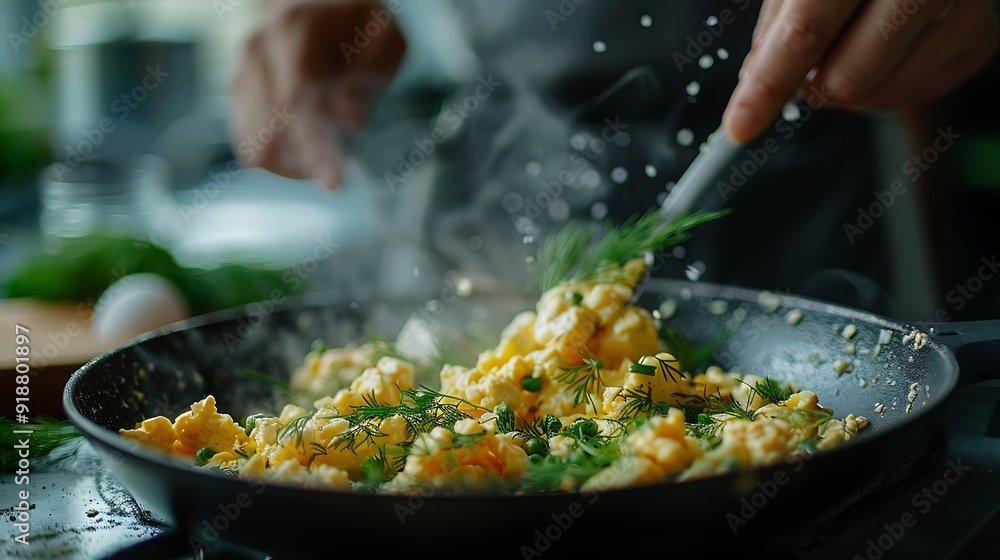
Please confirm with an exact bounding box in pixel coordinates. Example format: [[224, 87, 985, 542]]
[[195, 447, 217, 466], [554, 356, 605, 412], [529, 208, 732, 293], [674, 390, 756, 421], [616, 385, 673, 421], [754, 377, 794, 404], [660, 326, 728, 374], [628, 363, 657, 376], [1, 416, 83, 472], [328, 386, 488, 455]]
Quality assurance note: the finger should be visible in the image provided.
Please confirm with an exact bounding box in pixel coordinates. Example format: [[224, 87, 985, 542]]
[[288, 84, 345, 189], [850, 1, 1000, 109], [228, 32, 304, 180], [724, 0, 864, 144], [809, 0, 949, 107], [741, 0, 785, 79]]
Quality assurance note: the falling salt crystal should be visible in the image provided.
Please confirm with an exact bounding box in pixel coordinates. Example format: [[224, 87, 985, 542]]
[[785, 309, 803, 325], [525, 160, 542, 177], [522, 235, 535, 244], [614, 132, 631, 147], [413, 268, 419, 277], [660, 298, 677, 319], [672, 246, 686, 259], [610, 167, 628, 184], [591, 202, 608, 220], [593, 41, 607, 53], [708, 300, 728, 315], [716, 48, 729, 60], [640, 14, 652, 27], [645, 164, 657, 177], [686, 81, 701, 96], [706, 15, 718, 26], [656, 192, 668, 205], [548, 199, 570, 222], [698, 55, 714, 69], [680, 288, 693, 301], [455, 277, 474, 297], [580, 169, 601, 189], [467, 236, 483, 250], [665, 181, 676, 192], [570, 134, 588, 150], [676, 128, 695, 146], [685, 261, 705, 281], [879, 329, 893, 345], [782, 103, 801, 122], [525, 256, 536, 264]]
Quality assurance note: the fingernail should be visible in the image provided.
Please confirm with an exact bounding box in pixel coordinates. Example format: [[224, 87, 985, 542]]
[[316, 165, 341, 190], [725, 105, 758, 145]]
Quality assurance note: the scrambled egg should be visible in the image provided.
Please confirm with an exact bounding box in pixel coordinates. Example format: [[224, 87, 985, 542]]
[[121, 258, 867, 494]]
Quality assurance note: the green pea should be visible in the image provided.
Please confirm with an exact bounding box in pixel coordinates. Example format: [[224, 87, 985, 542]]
[[521, 376, 543, 392], [244, 413, 268, 436], [525, 437, 548, 456]]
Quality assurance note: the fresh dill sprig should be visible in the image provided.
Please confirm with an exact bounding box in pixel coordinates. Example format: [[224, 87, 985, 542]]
[[753, 377, 794, 404], [674, 389, 757, 421], [554, 356, 605, 412], [1, 416, 83, 472], [616, 385, 673, 421], [661, 326, 728, 374], [328, 386, 489, 455], [529, 208, 733, 293]]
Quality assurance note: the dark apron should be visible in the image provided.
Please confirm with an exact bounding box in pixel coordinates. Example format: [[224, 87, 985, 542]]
[[418, 0, 891, 311]]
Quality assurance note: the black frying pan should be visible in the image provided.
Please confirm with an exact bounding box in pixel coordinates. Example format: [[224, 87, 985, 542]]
[[63, 278, 1000, 559]]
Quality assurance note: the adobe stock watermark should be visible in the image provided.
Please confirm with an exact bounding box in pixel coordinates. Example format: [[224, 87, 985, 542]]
[[188, 478, 268, 555], [672, 0, 753, 73], [221, 234, 340, 353], [213, 0, 250, 21], [504, 115, 630, 235], [48, 65, 170, 182], [178, 106, 295, 223], [520, 490, 599, 559], [725, 441, 816, 534], [383, 74, 501, 190], [878, 0, 938, 40], [922, 253, 999, 323], [340, 0, 412, 63], [7, 0, 72, 54], [716, 84, 833, 202], [843, 126, 960, 244], [852, 458, 970, 560], [544, 0, 587, 31]]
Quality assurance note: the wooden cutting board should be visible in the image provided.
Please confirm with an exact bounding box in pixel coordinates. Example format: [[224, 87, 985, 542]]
[[0, 298, 114, 419]]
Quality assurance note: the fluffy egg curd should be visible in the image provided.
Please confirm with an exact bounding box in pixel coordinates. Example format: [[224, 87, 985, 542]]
[[120, 256, 869, 495]]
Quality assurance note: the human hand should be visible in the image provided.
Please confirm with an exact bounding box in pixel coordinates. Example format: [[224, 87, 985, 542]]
[[228, 0, 406, 188], [724, 0, 999, 144]]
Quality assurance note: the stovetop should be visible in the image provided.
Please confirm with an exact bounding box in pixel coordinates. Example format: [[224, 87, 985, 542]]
[[4, 380, 1000, 560]]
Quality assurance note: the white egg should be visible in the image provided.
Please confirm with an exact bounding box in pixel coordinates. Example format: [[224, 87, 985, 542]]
[[91, 273, 191, 347]]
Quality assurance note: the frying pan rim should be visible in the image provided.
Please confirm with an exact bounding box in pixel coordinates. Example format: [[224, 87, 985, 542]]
[[62, 278, 961, 500]]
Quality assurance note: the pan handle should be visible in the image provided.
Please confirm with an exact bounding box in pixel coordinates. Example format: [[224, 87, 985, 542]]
[[928, 320, 1000, 385]]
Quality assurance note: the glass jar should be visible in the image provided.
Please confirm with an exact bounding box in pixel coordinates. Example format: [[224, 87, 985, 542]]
[[39, 154, 180, 253]]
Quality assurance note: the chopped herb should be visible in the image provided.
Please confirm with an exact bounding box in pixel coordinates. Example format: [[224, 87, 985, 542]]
[[195, 447, 217, 466], [555, 356, 605, 412], [629, 363, 657, 376], [529, 208, 733, 293]]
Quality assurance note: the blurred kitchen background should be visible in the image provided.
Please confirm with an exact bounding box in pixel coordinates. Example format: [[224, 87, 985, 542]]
[[0, 0, 998, 405]]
